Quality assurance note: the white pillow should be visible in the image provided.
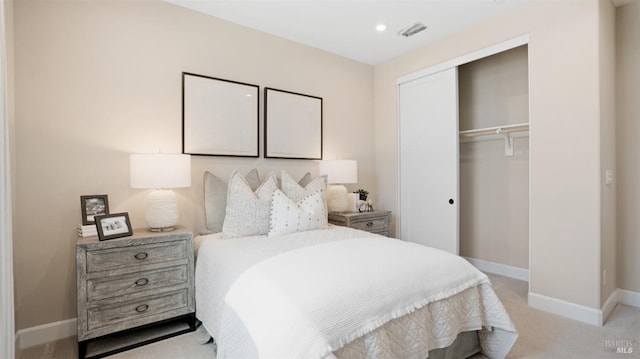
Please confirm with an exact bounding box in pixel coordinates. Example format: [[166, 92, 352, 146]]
[[275, 171, 312, 189], [268, 188, 327, 236], [280, 170, 327, 205], [204, 169, 260, 233], [222, 171, 278, 238]]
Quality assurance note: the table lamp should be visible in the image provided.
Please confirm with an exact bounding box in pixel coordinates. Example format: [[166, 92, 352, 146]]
[[319, 159, 357, 212], [130, 153, 191, 232]]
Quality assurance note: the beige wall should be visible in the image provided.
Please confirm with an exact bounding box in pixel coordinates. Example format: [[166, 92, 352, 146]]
[[599, 0, 617, 306], [458, 46, 529, 269], [374, 1, 605, 308], [616, 1, 640, 293], [6, 0, 14, 212], [12, 0, 374, 330]]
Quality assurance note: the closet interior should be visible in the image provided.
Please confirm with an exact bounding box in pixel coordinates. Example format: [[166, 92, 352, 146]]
[[458, 45, 530, 276]]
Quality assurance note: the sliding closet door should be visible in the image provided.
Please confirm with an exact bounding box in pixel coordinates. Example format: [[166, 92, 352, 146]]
[[398, 67, 459, 254]]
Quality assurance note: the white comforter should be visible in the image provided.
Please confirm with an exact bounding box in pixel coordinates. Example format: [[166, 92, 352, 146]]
[[195, 226, 518, 359]]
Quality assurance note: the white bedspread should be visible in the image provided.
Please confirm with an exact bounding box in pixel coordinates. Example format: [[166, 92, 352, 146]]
[[195, 226, 518, 359], [195, 226, 377, 342]]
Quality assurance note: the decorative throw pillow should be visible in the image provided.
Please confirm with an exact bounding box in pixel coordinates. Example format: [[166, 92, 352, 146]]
[[280, 170, 327, 213], [268, 188, 327, 236], [204, 169, 261, 233], [222, 171, 278, 238], [275, 171, 312, 189], [297, 172, 312, 187], [280, 170, 326, 202]]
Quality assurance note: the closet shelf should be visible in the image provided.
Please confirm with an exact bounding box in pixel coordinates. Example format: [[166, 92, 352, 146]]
[[459, 123, 529, 138], [459, 122, 529, 157]]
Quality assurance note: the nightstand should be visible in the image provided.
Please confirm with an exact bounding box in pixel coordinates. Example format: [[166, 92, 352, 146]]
[[76, 227, 195, 359], [328, 210, 392, 236]]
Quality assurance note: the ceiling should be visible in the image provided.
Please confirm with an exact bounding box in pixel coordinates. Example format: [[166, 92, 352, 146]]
[[611, 0, 637, 6], [166, 0, 531, 65]]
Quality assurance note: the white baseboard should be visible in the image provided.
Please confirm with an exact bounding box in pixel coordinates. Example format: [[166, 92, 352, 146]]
[[532, 290, 637, 326], [528, 292, 604, 326], [464, 257, 529, 282], [618, 288, 640, 308], [463, 257, 623, 326], [15, 318, 76, 349]]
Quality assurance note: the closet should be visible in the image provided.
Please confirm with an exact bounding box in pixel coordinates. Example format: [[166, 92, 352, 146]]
[[398, 37, 529, 275]]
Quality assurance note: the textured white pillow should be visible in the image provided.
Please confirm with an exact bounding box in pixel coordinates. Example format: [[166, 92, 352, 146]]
[[280, 170, 327, 204], [275, 171, 312, 189], [222, 171, 277, 238], [204, 169, 260, 233], [268, 188, 328, 236]]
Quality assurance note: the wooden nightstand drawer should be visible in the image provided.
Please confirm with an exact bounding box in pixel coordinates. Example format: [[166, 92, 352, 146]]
[[86, 241, 187, 273], [87, 265, 188, 302], [87, 289, 188, 331], [328, 211, 392, 237], [350, 218, 388, 232]]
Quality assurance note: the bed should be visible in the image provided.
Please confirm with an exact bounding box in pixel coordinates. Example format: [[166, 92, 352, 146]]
[[194, 169, 518, 358]]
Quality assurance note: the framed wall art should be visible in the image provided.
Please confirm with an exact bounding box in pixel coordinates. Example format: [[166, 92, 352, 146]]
[[182, 72, 259, 157], [94, 212, 133, 241], [80, 194, 109, 225], [264, 87, 322, 160]]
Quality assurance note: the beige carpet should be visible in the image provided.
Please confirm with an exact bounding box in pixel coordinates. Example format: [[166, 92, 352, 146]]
[[490, 274, 640, 358], [17, 273, 640, 359]]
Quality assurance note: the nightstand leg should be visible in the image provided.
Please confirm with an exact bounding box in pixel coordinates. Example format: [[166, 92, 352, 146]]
[[78, 340, 87, 359], [188, 313, 197, 331]]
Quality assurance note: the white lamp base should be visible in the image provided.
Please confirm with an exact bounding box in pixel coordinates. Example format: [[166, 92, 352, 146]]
[[146, 189, 179, 231], [327, 184, 349, 212]]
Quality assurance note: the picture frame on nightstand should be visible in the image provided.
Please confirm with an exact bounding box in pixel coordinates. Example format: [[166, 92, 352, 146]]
[[94, 212, 133, 241], [80, 194, 109, 225]]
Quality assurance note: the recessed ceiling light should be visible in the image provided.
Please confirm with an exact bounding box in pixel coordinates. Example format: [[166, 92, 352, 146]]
[[376, 24, 387, 32]]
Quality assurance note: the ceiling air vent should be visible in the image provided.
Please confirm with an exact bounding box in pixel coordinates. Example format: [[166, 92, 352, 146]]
[[398, 22, 427, 37]]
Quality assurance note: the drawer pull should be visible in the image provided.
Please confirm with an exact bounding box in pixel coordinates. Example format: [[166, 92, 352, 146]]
[[135, 278, 149, 286], [366, 222, 374, 227], [134, 252, 148, 260], [135, 304, 149, 313]]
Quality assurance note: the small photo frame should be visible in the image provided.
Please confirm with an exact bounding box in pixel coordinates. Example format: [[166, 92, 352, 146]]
[[94, 212, 133, 241], [80, 195, 110, 225]]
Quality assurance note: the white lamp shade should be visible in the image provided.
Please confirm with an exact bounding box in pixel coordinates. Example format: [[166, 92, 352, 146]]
[[130, 154, 191, 189], [319, 160, 358, 184]]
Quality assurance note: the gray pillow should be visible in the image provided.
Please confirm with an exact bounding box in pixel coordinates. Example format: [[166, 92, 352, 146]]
[[298, 172, 312, 187], [203, 169, 260, 233]]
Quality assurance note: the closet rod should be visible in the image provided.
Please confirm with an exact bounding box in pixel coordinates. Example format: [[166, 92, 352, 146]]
[[459, 123, 529, 138]]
